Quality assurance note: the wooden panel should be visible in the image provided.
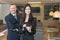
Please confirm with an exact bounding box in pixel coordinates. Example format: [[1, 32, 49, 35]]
[[0, 32, 7, 40], [44, 26, 48, 40]]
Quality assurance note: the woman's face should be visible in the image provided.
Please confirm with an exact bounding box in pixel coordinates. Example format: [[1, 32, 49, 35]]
[[25, 6, 31, 15]]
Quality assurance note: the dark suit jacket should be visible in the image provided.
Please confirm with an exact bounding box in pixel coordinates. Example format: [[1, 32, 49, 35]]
[[20, 17, 37, 40], [5, 13, 20, 40]]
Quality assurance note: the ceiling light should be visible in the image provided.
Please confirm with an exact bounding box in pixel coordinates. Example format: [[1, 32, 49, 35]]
[[28, 2, 41, 4]]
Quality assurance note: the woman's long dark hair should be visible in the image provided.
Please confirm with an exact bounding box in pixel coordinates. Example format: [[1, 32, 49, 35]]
[[20, 4, 33, 27]]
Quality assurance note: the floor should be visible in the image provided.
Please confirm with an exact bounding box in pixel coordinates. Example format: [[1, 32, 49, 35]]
[[0, 29, 7, 40]]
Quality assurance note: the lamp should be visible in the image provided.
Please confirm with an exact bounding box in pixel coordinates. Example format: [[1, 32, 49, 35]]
[[53, 11, 59, 18], [49, 0, 59, 18], [49, 11, 54, 16], [53, 3, 59, 18], [49, 0, 54, 16]]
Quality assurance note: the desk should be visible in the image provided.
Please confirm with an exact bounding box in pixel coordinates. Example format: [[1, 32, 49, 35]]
[[47, 28, 59, 40]]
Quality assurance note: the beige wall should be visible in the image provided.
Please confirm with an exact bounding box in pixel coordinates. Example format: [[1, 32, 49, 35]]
[[0, 4, 10, 24], [30, 3, 44, 22], [0, 4, 2, 20]]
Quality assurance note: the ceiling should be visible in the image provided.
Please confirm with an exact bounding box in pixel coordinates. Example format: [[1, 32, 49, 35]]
[[0, 0, 60, 4]]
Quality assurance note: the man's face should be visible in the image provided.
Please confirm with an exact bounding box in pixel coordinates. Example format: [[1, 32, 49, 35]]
[[10, 5, 17, 14]]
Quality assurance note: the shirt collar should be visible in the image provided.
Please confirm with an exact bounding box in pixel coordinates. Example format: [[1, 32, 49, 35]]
[[11, 12, 16, 16]]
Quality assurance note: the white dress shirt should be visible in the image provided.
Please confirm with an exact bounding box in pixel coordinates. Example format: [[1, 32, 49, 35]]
[[11, 13, 17, 20]]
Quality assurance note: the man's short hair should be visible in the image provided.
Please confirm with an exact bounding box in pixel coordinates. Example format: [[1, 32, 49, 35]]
[[9, 4, 16, 7]]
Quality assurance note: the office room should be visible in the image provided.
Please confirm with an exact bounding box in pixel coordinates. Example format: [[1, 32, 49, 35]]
[[0, 0, 60, 40]]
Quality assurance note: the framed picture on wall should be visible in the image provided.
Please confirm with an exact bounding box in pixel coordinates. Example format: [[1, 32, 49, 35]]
[[31, 7, 40, 16], [32, 7, 40, 13]]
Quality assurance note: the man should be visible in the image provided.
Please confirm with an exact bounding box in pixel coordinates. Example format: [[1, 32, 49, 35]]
[[5, 4, 20, 40]]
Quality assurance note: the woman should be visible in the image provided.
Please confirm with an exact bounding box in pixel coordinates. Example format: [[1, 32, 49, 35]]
[[19, 4, 37, 40]]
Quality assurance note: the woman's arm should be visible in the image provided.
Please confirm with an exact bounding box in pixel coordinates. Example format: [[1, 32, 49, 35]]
[[27, 18, 37, 35]]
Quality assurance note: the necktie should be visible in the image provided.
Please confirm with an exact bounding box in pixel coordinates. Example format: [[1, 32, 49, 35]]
[[14, 15, 17, 20]]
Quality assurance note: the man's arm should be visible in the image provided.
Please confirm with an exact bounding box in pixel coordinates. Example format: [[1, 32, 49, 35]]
[[5, 16, 18, 32]]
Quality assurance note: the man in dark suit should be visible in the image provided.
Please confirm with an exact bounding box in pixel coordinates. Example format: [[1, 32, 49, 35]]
[[5, 4, 20, 40]]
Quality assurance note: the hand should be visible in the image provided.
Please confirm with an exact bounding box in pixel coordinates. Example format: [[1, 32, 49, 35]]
[[10, 29, 16, 31], [15, 28, 18, 31], [23, 24, 26, 27], [10, 29, 18, 31], [26, 26, 32, 32]]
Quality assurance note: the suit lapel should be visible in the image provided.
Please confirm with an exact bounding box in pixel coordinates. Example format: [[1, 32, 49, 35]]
[[9, 13, 17, 21], [9, 13, 20, 23], [16, 14, 20, 23]]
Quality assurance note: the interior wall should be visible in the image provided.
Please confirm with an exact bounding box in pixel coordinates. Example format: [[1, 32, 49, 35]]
[[0, 4, 2, 20], [0, 4, 10, 24], [30, 3, 44, 22]]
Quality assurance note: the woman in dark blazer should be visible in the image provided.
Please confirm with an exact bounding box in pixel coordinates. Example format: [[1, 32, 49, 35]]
[[19, 4, 37, 40]]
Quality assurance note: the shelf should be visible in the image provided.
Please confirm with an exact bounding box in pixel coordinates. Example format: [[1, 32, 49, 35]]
[[47, 28, 59, 32]]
